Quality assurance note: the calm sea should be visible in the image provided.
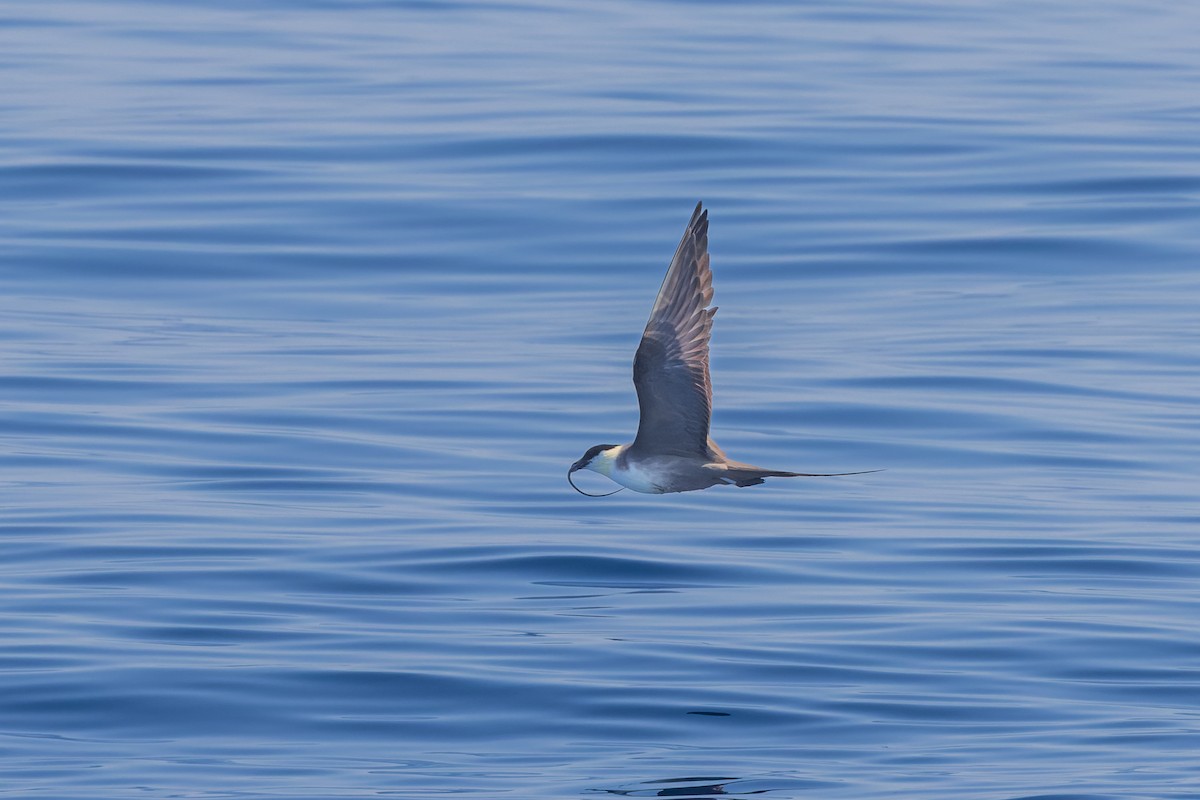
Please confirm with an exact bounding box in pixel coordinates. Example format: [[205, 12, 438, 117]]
[[3, 1, 1199, 798]]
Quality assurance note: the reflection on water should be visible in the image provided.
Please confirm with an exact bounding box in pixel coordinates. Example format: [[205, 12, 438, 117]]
[[598, 775, 805, 797], [3, 0, 1200, 798]]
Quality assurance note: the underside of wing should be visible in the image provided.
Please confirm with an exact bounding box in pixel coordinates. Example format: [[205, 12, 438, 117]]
[[631, 202, 717, 458]]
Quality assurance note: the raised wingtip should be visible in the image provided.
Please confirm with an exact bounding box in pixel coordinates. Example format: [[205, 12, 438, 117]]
[[690, 203, 709, 243]]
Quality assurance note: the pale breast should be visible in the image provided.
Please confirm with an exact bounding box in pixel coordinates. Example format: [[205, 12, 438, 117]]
[[612, 459, 669, 494]]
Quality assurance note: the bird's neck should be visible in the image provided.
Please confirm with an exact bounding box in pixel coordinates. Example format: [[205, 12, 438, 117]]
[[591, 445, 625, 477]]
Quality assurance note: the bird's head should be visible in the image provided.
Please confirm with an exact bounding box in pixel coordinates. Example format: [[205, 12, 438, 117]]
[[569, 444, 619, 476], [568, 444, 624, 496]]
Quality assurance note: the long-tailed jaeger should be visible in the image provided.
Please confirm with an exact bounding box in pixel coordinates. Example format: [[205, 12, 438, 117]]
[[568, 201, 875, 496]]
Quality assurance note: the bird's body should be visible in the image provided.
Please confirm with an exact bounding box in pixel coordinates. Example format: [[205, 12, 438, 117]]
[[584, 445, 718, 494], [569, 202, 871, 496], [579, 443, 816, 495]]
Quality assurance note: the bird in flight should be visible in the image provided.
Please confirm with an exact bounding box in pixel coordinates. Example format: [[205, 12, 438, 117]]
[[569, 202, 875, 496]]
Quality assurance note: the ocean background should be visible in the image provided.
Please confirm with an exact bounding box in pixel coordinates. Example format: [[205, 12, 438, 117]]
[[3, 1, 1200, 798]]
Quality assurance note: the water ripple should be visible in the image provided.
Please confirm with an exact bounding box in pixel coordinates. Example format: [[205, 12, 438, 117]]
[[5, 0, 1200, 797]]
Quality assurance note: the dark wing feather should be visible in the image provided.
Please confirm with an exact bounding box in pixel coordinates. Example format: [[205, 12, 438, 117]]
[[630, 202, 717, 458]]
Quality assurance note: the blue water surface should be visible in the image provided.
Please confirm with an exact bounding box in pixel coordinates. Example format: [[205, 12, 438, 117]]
[[3, 1, 1200, 798]]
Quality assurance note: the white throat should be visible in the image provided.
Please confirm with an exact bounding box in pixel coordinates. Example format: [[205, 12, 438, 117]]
[[587, 445, 625, 478]]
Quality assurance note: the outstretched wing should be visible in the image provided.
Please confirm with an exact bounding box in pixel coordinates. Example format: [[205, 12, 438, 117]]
[[630, 202, 717, 458]]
